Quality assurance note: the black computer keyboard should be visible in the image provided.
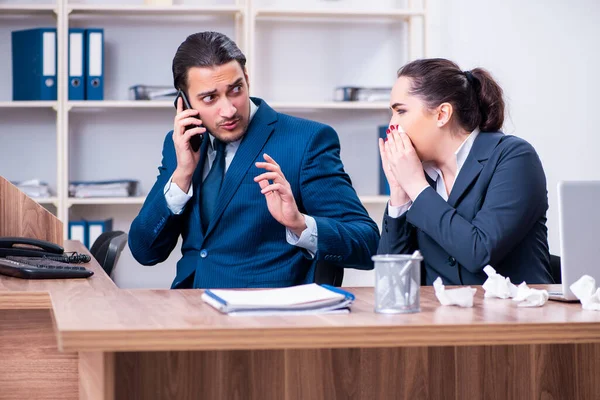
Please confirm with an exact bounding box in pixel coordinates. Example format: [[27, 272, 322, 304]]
[[0, 256, 94, 279]]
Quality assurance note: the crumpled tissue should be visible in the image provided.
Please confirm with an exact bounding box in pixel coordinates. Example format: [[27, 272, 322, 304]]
[[482, 265, 518, 299], [512, 282, 549, 307], [483, 266, 548, 307], [433, 277, 477, 308], [570, 275, 600, 311]]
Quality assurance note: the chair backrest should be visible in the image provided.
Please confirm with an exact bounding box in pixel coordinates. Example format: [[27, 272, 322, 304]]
[[550, 254, 562, 284], [90, 231, 128, 277], [314, 261, 344, 287]]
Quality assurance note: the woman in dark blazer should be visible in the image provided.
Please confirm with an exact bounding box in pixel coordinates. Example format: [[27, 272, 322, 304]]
[[378, 58, 553, 285]]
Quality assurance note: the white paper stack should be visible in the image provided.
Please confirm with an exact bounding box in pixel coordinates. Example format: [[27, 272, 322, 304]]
[[129, 84, 177, 100], [13, 179, 51, 198], [69, 179, 138, 198], [202, 283, 355, 316]]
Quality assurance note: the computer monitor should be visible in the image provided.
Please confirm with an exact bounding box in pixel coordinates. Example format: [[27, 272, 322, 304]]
[[550, 181, 600, 301]]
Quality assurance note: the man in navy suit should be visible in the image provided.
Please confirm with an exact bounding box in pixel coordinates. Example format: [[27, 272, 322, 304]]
[[129, 32, 379, 289]]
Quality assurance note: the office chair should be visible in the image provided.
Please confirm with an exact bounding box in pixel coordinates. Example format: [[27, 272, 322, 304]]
[[549, 254, 562, 284], [314, 261, 344, 287], [89, 231, 128, 277]]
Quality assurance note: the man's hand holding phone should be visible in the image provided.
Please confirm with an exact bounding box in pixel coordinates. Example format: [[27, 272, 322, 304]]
[[172, 96, 206, 193]]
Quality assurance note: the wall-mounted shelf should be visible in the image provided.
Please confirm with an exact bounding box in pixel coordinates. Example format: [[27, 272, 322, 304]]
[[1, 0, 426, 288], [67, 4, 243, 16], [67, 100, 389, 111], [64, 195, 385, 206], [270, 101, 389, 111], [254, 8, 425, 21], [2, 0, 425, 230], [0, 4, 57, 15], [68, 100, 173, 110], [0, 101, 57, 109], [67, 197, 147, 206], [34, 197, 59, 206], [359, 196, 389, 205]]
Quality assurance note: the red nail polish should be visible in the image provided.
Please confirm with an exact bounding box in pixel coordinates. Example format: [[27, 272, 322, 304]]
[[385, 138, 388, 142], [386, 129, 390, 134], [390, 125, 395, 131]]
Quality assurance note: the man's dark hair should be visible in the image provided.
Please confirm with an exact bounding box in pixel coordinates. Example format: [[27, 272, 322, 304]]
[[172, 31, 247, 92]]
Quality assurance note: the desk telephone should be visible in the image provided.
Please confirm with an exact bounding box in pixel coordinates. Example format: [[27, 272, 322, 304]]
[[0, 236, 64, 258], [0, 237, 93, 279]]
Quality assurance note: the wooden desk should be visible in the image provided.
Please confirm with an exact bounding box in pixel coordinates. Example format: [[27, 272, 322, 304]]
[[0, 242, 114, 400], [2, 241, 600, 400]]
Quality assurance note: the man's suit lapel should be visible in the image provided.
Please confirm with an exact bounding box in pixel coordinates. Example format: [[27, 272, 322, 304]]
[[447, 132, 503, 207], [204, 98, 278, 238]]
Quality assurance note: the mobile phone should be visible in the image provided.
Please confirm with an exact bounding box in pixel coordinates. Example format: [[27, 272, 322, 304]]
[[174, 89, 203, 152]]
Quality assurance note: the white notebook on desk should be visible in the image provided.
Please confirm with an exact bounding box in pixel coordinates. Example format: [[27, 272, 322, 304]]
[[201, 283, 355, 316]]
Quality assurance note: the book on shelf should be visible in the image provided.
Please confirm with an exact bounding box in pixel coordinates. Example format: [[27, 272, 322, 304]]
[[334, 86, 391, 102], [69, 179, 138, 198], [202, 283, 355, 316], [13, 27, 106, 101], [129, 84, 177, 101], [88, 219, 113, 249], [84, 28, 105, 101], [12, 28, 57, 101], [68, 218, 113, 249]]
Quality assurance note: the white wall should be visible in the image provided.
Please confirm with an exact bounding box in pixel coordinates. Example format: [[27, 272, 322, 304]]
[[426, 0, 600, 255]]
